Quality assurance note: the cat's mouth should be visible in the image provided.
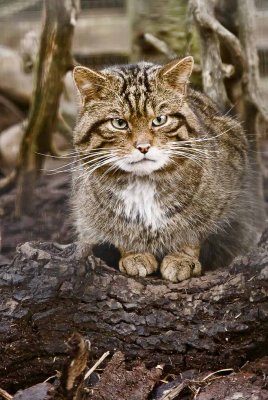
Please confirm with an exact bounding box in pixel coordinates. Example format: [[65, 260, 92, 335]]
[[130, 158, 156, 164], [115, 148, 170, 175]]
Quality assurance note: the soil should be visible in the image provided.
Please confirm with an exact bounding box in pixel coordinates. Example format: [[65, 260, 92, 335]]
[[0, 166, 121, 268], [0, 172, 73, 265]]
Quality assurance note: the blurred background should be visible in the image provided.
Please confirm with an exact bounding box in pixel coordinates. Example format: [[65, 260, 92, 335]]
[[0, 0, 267, 158], [0, 0, 267, 264]]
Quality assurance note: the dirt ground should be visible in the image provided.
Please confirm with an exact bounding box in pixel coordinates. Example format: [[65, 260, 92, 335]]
[[0, 165, 121, 268], [0, 171, 73, 265]]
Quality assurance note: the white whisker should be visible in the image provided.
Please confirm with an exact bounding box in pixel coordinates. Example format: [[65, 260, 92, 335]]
[[168, 151, 204, 167], [74, 155, 120, 181], [167, 145, 218, 162], [43, 150, 115, 174]]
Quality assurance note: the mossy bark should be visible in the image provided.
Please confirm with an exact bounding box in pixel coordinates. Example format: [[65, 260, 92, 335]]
[[128, 0, 201, 86]]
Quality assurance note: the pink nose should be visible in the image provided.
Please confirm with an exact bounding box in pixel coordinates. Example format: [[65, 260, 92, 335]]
[[136, 143, 151, 154]]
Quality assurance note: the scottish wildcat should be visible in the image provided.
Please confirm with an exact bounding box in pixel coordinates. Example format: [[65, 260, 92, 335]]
[[71, 56, 260, 282]]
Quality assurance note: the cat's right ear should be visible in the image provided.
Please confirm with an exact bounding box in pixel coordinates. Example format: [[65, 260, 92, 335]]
[[73, 66, 107, 104], [158, 56, 194, 94]]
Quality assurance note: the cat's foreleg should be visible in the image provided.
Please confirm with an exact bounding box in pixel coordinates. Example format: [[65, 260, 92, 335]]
[[119, 250, 158, 278], [160, 246, 201, 282], [75, 241, 95, 260], [53, 241, 94, 261]]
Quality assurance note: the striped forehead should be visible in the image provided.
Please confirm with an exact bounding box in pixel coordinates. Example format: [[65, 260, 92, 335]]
[[111, 63, 159, 115]]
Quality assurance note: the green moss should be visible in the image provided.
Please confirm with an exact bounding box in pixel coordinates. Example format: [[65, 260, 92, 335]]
[[129, 0, 202, 88]]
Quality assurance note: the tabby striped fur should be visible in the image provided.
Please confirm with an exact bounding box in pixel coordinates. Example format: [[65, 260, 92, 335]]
[[71, 57, 261, 282]]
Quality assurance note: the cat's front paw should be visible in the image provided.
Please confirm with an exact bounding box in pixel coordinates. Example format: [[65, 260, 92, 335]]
[[160, 254, 201, 282], [119, 253, 158, 277]]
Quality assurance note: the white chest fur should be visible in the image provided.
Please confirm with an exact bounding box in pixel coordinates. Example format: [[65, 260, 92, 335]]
[[118, 179, 166, 230]]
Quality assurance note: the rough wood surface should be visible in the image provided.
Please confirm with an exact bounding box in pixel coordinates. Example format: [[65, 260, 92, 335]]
[[0, 231, 267, 392], [190, 0, 231, 109], [14, 0, 79, 215], [190, 0, 267, 241]]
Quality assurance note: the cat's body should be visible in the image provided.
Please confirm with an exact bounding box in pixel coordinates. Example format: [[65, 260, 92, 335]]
[[71, 58, 262, 282]]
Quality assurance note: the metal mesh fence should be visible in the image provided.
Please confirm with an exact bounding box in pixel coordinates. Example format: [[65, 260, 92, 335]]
[[255, 0, 268, 11], [81, 0, 125, 9], [255, 0, 268, 105], [0, 0, 125, 15]]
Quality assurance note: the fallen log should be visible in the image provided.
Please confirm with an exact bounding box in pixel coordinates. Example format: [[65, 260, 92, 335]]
[[0, 232, 267, 392]]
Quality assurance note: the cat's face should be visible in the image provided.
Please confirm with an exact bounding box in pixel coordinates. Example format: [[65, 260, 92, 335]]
[[73, 57, 196, 176]]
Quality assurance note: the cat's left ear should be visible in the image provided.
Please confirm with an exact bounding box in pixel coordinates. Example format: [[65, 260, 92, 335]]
[[73, 65, 107, 104], [158, 56, 194, 94]]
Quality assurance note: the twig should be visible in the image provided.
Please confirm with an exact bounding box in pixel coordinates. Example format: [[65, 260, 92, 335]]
[[193, 387, 201, 399], [84, 351, 110, 381], [157, 382, 186, 400], [201, 368, 234, 382], [43, 374, 58, 383], [143, 33, 177, 59], [0, 388, 13, 400], [189, 0, 230, 108], [157, 368, 234, 400], [190, 0, 245, 75], [0, 94, 24, 120], [0, 169, 18, 194]]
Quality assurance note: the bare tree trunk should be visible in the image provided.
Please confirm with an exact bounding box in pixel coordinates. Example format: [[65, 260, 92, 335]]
[[15, 0, 79, 216], [190, 0, 230, 109], [190, 0, 267, 233], [237, 0, 267, 121]]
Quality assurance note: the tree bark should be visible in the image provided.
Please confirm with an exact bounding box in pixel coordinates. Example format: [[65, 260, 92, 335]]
[[15, 0, 79, 216], [190, 0, 231, 109], [190, 0, 267, 236], [0, 233, 267, 392]]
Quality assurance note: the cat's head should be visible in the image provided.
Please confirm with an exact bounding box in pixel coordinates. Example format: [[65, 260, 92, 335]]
[[73, 57, 198, 176]]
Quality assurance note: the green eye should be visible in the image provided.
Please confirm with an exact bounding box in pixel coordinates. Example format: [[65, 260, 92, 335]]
[[152, 115, 168, 127], [111, 118, 128, 130]]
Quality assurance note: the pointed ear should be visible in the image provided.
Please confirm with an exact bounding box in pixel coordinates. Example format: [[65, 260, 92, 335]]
[[73, 66, 107, 103], [158, 56, 194, 93]]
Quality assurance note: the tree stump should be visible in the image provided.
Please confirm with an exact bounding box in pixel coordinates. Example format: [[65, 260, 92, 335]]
[[0, 232, 267, 392]]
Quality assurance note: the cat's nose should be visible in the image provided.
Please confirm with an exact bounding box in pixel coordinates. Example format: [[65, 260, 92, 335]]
[[136, 143, 151, 154]]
